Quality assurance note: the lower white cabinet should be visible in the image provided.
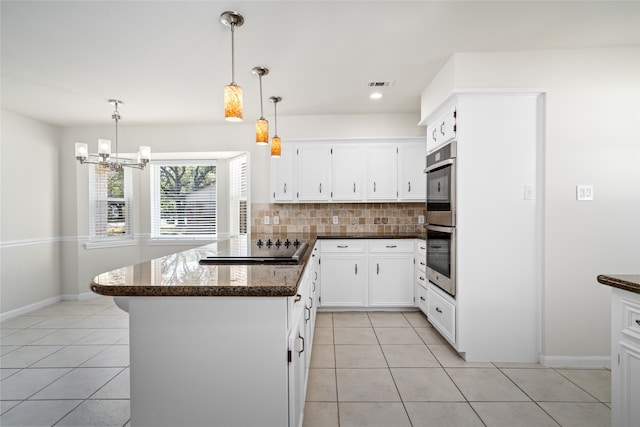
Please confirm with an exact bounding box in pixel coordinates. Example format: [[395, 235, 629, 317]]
[[368, 240, 414, 307], [319, 243, 367, 307], [427, 283, 456, 344], [319, 239, 415, 308], [611, 287, 640, 427]]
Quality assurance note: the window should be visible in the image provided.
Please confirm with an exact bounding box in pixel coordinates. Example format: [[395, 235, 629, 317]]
[[150, 161, 217, 239], [90, 165, 132, 240], [229, 154, 248, 235]]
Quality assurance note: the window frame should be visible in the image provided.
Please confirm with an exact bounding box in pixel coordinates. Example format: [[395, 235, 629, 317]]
[[149, 160, 218, 242], [87, 164, 134, 247]]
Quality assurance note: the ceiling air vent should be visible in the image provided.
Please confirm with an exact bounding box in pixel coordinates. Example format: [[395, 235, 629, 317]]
[[367, 80, 395, 87]]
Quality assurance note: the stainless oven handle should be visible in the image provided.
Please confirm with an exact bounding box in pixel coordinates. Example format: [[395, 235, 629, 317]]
[[425, 158, 454, 173], [426, 224, 455, 233]]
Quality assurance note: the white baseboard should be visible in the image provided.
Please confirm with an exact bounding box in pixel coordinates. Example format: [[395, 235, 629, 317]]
[[540, 354, 611, 369], [61, 292, 102, 301], [0, 295, 62, 322]]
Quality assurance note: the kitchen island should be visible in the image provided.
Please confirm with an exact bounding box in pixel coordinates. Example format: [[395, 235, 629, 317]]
[[91, 233, 422, 427], [597, 274, 640, 427]]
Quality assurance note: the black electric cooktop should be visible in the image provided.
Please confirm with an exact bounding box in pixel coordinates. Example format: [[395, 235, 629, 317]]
[[199, 235, 309, 265]]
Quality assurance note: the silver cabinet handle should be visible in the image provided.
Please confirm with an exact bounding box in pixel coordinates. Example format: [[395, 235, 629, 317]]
[[636, 319, 640, 326], [386, 245, 397, 248], [420, 296, 426, 301], [284, 182, 287, 194], [420, 262, 426, 266], [432, 129, 436, 141], [419, 276, 425, 281], [353, 182, 356, 193], [319, 182, 322, 193], [305, 306, 311, 322], [376, 263, 380, 274], [294, 294, 302, 303], [355, 264, 358, 275], [435, 307, 443, 314], [298, 333, 305, 355], [374, 182, 377, 192], [420, 246, 426, 250], [440, 121, 445, 136], [408, 181, 411, 192], [337, 245, 349, 248]]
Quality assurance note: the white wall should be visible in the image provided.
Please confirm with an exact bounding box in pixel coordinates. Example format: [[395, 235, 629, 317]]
[[421, 47, 640, 361], [1, 109, 63, 314]]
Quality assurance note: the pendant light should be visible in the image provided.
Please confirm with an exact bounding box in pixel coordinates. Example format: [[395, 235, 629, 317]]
[[220, 11, 244, 122], [252, 66, 269, 144], [269, 96, 282, 157], [75, 100, 150, 170]]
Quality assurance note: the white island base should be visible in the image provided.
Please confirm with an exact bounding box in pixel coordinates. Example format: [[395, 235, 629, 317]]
[[120, 296, 293, 427]]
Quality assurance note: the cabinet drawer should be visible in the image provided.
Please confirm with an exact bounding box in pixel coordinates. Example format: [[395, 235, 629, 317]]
[[427, 284, 456, 344], [416, 253, 426, 273], [622, 298, 640, 335], [416, 269, 427, 288], [368, 239, 414, 253], [417, 284, 428, 313], [416, 239, 426, 255], [320, 240, 365, 253]]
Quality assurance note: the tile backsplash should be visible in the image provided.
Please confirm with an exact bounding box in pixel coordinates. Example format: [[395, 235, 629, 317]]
[[251, 203, 426, 235]]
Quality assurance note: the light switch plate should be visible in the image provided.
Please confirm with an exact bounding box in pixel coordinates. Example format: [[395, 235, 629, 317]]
[[576, 185, 594, 201], [273, 216, 279, 225], [524, 185, 534, 200], [332, 216, 339, 225], [263, 216, 270, 225], [418, 215, 425, 224]]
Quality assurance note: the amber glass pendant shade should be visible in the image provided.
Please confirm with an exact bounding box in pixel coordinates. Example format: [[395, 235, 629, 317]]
[[256, 118, 269, 144], [271, 136, 281, 157], [224, 84, 243, 122]]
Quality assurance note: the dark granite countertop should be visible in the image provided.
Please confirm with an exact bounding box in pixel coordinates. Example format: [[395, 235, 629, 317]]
[[597, 274, 640, 295], [91, 232, 424, 298]]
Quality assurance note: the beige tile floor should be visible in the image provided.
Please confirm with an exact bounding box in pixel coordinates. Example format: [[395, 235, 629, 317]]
[[0, 298, 611, 427]]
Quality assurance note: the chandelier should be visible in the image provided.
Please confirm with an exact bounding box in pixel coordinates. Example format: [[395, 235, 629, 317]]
[[75, 100, 150, 170]]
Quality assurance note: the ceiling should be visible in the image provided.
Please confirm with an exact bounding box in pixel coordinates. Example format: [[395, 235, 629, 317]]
[[1, 1, 638, 126]]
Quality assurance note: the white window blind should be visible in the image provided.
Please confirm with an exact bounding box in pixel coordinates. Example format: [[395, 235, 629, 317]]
[[230, 154, 248, 235], [89, 165, 132, 239], [150, 161, 217, 238]]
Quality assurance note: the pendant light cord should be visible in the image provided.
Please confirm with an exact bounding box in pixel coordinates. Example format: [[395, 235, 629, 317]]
[[230, 24, 236, 84], [259, 74, 264, 118]]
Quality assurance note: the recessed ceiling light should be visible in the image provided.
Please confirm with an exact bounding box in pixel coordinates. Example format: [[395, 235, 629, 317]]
[[369, 92, 383, 99]]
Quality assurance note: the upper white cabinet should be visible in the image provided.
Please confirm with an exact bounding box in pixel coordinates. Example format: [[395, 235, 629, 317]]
[[366, 144, 398, 201], [271, 146, 294, 202], [270, 138, 425, 204], [296, 146, 331, 202], [398, 143, 427, 200], [331, 145, 365, 201], [426, 107, 456, 153]]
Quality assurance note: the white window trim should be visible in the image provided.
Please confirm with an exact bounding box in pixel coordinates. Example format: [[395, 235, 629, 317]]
[[149, 159, 218, 241], [88, 164, 134, 245]]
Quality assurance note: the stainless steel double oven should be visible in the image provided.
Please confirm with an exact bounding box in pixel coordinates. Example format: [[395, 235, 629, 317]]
[[425, 141, 456, 297]]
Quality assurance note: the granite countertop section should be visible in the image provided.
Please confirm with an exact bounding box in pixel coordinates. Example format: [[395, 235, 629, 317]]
[[91, 232, 424, 298], [597, 275, 640, 295]]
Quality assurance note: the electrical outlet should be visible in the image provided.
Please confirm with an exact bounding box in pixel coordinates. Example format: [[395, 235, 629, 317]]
[[576, 185, 594, 201], [352, 217, 358, 225], [332, 216, 339, 225], [418, 215, 425, 224], [263, 216, 270, 225], [273, 216, 279, 225]]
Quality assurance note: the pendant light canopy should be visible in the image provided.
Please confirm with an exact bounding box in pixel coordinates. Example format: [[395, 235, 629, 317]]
[[269, 96, 282, 157], [220, 11, 244, 122], [252, 66, 269, 144]]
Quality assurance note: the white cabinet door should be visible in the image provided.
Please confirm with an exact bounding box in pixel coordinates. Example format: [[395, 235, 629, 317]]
[[398, 143, 427, 200], [271, 146, 294, 202], [331, 145, 365, 201], [288, 309, 306, 427], [320, 255, 367, 307], [369, 255, 414, 307], [296, 146, 331, 201], [427, 107, 456, 153], [366, 145, 397, 200]]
